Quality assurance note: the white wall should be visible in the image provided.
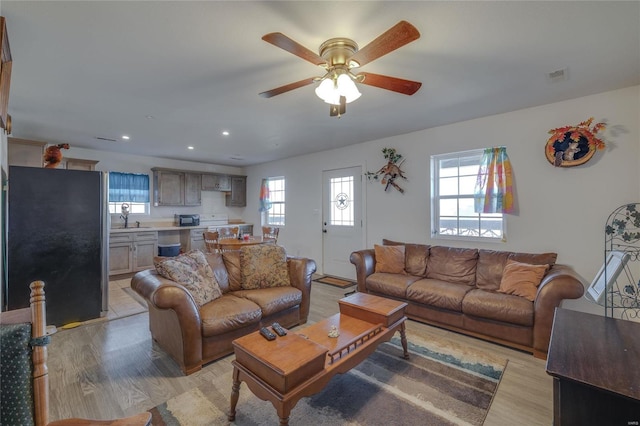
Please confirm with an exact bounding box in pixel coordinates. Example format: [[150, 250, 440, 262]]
[[52, 146, 247, 222], [245, 85, 640, 315]]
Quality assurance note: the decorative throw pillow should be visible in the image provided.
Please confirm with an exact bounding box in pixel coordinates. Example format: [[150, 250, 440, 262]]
[[498, 260, 550, 302], [240, 245, 290, 289], [155, 250, 222, 306], [374, 244, 405, 274]]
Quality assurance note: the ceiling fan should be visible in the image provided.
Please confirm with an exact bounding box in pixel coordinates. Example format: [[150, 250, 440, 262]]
[[259, 21, 422, 117]]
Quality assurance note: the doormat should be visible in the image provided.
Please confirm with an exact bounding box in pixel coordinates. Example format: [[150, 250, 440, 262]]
[[314, 275, 356, 288], [148, 333, 508, 425]]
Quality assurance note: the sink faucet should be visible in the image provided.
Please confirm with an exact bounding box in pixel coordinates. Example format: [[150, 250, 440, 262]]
[[120, 203, 130, 229], [136, 221, 141, 228]]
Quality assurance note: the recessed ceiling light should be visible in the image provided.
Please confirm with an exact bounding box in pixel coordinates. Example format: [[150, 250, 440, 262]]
[[222, 130, 230, 136], [145, 115, 155, 119], [122, 135, 130, 140], [188, 146, 194, 150]]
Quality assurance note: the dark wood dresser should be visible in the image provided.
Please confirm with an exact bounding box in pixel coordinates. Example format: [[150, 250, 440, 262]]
[[546, 308, 640, 425]]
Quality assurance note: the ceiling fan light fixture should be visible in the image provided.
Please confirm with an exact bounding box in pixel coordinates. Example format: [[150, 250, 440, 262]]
[[336, 73, 361, 103], [315, 77, 339, 104], [315, 71, 361, 105]]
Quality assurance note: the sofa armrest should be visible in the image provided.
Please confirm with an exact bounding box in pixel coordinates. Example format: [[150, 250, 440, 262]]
[[286, 257, 317, 324], [131, 269, 202, 343], [350, 249, 376, 293], [533, 264, 585, 356]]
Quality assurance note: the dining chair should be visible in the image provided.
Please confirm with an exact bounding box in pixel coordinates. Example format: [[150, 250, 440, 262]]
[[0, 281, 152, 426], [217, 226, 239, 240], [203, 231, 220, 253], [262, 226, 279, 244]]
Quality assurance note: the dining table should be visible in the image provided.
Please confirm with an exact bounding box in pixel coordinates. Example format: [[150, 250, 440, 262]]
[[218, 235, 274, 251]]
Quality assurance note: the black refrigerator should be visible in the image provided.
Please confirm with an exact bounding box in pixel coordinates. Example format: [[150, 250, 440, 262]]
[[5, 165, 108, 326]]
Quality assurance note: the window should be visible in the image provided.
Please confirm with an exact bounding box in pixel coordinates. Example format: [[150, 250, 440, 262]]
[[329, 175, 354, 226], [108, 172, 150, 215], [431, 150, 503, 240], [264, 177, 285, 226]]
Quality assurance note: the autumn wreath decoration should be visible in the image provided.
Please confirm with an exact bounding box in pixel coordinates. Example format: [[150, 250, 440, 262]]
[[545, 117, 606, 167]]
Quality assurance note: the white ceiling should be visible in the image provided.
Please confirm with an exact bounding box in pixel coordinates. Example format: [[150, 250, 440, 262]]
[[3, 1, 639, 167]]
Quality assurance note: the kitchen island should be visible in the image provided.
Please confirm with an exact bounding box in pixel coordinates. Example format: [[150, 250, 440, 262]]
[[108, 221, 253, 276]]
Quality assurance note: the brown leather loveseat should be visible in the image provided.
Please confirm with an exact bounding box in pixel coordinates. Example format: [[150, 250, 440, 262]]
[[132, 248, 316, 375], [350, 241, 584, 358]]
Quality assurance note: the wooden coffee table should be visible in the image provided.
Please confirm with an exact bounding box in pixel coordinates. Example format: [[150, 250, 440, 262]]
[[228, 293, 408, 425]]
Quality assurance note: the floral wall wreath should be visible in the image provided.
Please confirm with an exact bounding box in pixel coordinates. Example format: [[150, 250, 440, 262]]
[[365, 148, 407, 193], [545, 117, 606, 167]]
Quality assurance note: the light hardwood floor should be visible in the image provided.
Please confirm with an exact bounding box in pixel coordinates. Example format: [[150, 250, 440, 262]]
[[46, 282, 553, 425]]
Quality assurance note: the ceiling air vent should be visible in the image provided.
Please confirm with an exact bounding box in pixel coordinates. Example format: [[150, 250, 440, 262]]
[[547, 68, 568, 82], [94, 136, 118, 142]]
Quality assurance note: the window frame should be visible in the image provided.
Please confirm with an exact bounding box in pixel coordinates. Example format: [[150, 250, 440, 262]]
[[263, 176, 285, 227], [107, 172, 150, 216], [430, 149, 505, 242]]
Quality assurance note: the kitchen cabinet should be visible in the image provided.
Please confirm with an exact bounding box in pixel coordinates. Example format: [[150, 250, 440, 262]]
[[225, 176, 247, 207], [152, 168, 202, 206], [0, 17, 12, 131], [188, 228, 205, 252], [64, 158, 99, 171], [184, 173, 202, 205], [109, 231, 158, 275], [202, 173, 231, 191], [8, 137, 46, 167], [153, 169, 183, 206]]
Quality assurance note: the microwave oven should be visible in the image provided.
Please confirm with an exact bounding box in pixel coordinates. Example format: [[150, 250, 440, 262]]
[[175, 214, 200, 227]]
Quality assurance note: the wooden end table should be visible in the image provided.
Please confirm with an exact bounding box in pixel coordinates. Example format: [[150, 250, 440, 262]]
[[229, 293, 408, 425], [546, 308, 640, 425]]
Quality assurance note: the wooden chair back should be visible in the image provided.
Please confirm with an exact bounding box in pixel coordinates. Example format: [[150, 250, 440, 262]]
[[262, 226, 279, 244], [217, 227, 239, 240], [0, 281, 151, 426], [203, 231, 220, 253]]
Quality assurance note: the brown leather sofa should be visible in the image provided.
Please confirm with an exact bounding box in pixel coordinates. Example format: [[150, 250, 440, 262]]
[[131, 251, 316, 375], [350, 242, 584, 358]]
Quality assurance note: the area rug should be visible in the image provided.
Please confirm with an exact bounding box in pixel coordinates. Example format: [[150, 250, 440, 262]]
[[314, 275, 357, 289], [148, 333, 507, 425]]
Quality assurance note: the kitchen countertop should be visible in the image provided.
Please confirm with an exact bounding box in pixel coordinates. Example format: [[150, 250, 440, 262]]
[[110, 223, 252, 233]]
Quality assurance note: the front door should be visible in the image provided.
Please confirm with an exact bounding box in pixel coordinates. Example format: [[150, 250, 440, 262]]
[[322, 166, 363, 280]]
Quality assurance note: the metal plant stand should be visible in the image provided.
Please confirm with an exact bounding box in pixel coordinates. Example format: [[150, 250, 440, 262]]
[[604, 203, 640, 319]]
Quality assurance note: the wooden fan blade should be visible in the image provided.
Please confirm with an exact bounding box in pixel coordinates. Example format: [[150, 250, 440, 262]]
[[358, 72, 422, 95], [349, 21, 420, 68], [259, 77, 316, 98], [262, 33, 326, 66]]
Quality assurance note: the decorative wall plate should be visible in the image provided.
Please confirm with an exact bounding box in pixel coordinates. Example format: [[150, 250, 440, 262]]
[[545, 118, 606, 167]]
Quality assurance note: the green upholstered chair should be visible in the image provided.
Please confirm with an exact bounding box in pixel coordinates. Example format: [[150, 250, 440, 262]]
[[0, 281, 151, 426]]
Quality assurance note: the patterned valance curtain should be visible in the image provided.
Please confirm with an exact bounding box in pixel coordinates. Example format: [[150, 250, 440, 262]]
[[473, 147, 514, 214], [258, 178, 272, 212], [108, 172, 150, 202]]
